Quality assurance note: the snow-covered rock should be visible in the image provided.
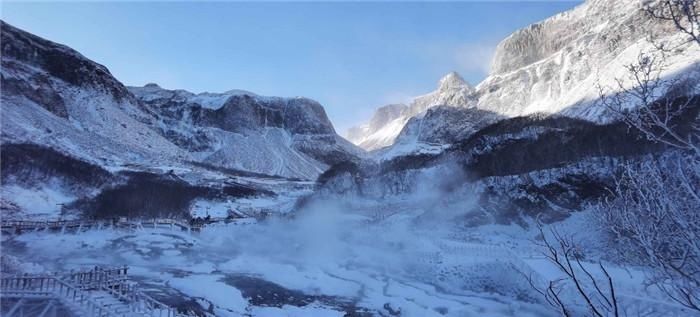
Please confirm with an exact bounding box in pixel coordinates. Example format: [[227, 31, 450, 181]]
[[0, 20, 362, 220], [407, 71, 476, 117], [315, 96, 699, 225]]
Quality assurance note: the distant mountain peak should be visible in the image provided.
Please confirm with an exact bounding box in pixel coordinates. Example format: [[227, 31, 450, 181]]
[[438, 71, 470, 91], [346, 72, 476, 151]]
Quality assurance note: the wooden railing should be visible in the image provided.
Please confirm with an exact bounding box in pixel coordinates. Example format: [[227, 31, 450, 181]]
[[1, 272, 194, 317], [1, 220, 90, 230], [1, 275, 120, 317], [1, 216, 256, 235], [64, 265, 187, 316], [98, 280, 184, 317], [67, 266, 130, 290]]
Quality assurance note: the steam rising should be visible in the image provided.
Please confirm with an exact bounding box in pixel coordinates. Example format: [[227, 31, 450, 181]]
[[201, 162, 479, 284], [5, 160, 548, 316]]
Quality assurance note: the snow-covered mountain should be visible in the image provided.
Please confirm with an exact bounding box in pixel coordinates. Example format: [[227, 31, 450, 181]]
[[316, 0, 700, 225], [0, 20, 362, 221], [346, 72, 476, 151], [0, 21, 360, 182], [348, 0, 700, 154]]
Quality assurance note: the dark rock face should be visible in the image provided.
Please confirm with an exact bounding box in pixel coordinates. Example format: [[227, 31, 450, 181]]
[[292, 134, 360, 166], [1, 21, 133, 103], [196, 95, 335, 135], [199, 95, 285, 133], [1, 66, 69, 118], [395, 106, 502, 145], [284, 98, 336, 134]]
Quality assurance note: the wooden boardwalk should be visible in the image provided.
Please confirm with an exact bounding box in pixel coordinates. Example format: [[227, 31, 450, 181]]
[[1, 216, 256, 235], [1, 266, 194, 317]]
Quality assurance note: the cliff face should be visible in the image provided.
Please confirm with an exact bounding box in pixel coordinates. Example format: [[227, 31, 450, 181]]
[[0, 20, 363, 220], [478, 0, 699, 120], [1, 21, 188, 167], [0, 21, 134, 107]]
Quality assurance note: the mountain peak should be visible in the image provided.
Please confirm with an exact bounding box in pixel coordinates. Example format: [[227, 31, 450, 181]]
[[438, 71, 469, 91]]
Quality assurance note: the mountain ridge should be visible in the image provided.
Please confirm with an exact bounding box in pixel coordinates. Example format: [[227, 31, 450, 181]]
[[346, 0, 700, 155], [0, 20, 360, 181]]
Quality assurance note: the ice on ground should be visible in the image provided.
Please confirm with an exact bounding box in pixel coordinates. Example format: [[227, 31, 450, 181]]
[[190, 199, 233, 218], [250, 303, 344, 317], [168, 274, 249, 316]]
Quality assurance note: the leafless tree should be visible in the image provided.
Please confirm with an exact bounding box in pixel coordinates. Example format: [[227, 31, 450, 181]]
[[644, 0, 700, 46], [598, 57, 699, 157], [593, 0, 700, 312], [523, 222, 619, 317], [597, 155, 700, 312], [600, 0, 699, 155]]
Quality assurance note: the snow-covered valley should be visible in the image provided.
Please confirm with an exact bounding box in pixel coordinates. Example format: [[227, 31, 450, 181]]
[[0, 204, 668, 317], [4, 196, 693, 316], [2, 0, 700, 316]]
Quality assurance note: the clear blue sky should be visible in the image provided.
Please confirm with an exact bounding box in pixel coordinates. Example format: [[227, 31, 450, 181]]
[[2, 1, 579, 133]]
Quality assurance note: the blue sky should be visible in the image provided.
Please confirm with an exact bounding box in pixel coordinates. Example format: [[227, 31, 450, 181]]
[[2, 1, 579, 133]]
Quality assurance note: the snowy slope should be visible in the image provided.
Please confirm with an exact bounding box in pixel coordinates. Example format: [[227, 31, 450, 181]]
[[346, 103, 407, 150], [1, 21, 189, 169]]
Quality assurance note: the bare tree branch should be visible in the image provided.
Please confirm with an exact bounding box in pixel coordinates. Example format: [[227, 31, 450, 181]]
[[528, 221, 621, 316]]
